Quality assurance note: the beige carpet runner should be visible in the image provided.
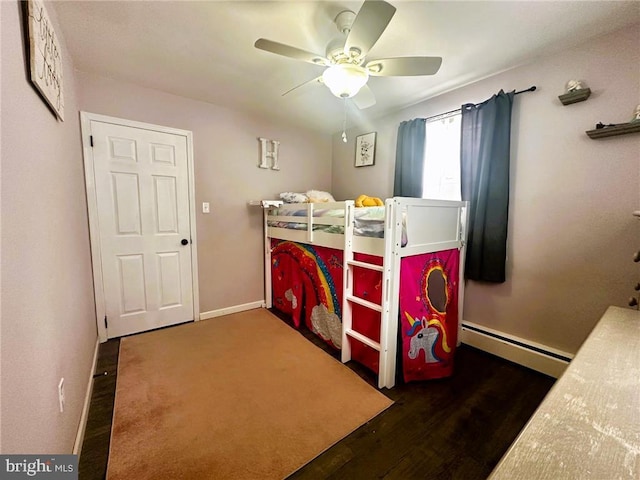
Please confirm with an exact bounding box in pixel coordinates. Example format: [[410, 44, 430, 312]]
[[107, 308, 393, 479]]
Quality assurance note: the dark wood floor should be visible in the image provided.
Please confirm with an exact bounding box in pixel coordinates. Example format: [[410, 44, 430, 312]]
[[79, 338, 119, 480], [79, 316, 555, 480]]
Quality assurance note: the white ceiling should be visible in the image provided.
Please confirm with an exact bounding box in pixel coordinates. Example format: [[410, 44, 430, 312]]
[[53, 1, 640, 134]]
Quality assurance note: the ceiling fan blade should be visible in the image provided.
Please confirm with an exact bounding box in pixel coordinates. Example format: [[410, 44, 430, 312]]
[[351, 84, 376, 109], [344, 0, 396, 58], [282, 76, 323, 97], [366, 57, 443, 76], [255, 39, 330, 66]]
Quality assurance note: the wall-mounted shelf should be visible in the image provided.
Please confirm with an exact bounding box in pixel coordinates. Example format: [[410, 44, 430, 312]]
[[586, 122, 640, 139], [558, 88, 591, 105]]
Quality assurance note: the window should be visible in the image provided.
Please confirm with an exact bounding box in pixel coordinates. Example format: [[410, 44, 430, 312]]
[[422, 113, 461, 201]]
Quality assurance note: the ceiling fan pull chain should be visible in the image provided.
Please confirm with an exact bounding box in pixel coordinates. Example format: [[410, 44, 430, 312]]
[[342, 98, 348, 143]]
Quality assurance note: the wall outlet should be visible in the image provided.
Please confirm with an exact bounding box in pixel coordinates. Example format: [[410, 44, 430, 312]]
[[58, 378, 65, 413]]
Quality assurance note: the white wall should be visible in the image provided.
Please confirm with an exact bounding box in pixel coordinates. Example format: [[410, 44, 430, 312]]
[[332, 24, 640, 354], [1, 1, 97, 453], [76, 72, 332, 315]]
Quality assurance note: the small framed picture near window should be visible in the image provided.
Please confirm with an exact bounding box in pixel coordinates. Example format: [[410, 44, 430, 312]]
[[355, 132, 376, 167]]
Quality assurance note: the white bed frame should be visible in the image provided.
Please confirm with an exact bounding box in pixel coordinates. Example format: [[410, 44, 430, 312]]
[[261, 197, 469, 389]]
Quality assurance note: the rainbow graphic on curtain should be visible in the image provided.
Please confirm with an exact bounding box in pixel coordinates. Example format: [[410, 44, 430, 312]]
[[271, 240, 343, 348]]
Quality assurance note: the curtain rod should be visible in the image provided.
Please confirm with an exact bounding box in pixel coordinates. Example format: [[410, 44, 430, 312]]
[[425, 85, 537, 122]]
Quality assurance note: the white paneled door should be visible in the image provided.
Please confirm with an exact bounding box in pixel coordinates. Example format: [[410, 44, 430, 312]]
[[84, 116, 197, 339]]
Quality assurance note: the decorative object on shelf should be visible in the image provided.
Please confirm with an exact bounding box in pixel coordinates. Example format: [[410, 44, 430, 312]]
[[565, 80, 584, 92], [258, 137, 280, 170], [632, 211, 639, 309], [631, 281, 640, 309], [631, 104, 640, 123], [586, 121, 640, 139], [558, 80, 590, 105], [26, 0, 64, 120], [355, 132, 376, 167]]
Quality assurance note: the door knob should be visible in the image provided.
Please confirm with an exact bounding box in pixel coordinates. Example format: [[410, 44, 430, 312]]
[[181, 239, 189, 246]]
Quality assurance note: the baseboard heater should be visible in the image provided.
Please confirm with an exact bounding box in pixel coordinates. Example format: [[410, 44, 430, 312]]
[[460, 321, 573, 378]]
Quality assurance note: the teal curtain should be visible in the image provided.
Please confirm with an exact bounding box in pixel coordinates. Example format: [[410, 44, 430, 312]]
[[393, 118, 426, 197], [461, 90, 515, 283]]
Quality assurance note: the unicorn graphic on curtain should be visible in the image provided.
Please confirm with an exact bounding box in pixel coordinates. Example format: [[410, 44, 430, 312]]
[[405, 312, 451, 364]]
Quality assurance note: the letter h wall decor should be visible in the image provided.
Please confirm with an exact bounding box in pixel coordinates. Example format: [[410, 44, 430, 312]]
[[258, 138, 280, 170]]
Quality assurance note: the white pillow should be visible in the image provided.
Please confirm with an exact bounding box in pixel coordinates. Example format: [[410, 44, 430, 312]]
[[306, 190, 335, 203], [279, 192, 308, 204]]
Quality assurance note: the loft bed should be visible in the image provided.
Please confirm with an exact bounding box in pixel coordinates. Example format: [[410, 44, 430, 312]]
[[259, 197, 468, 389]]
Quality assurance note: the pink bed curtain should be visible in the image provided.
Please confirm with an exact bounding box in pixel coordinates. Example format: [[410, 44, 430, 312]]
[[399, 249, 460, 382], [271, 239, 461, 383]]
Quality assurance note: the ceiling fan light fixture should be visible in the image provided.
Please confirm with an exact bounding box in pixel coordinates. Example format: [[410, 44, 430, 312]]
[[322, 64, 369, 98]]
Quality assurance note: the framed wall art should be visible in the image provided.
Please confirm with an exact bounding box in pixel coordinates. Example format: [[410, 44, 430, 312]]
[[26, 0, 65, 120], [355, 132, 376, 167]]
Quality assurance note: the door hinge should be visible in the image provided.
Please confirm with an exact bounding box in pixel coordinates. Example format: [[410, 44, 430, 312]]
[[90, 135, 94, 147], [104, 315, 108, 329]]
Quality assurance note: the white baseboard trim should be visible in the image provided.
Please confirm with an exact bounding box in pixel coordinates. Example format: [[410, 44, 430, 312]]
[[73, 337, 100, 455], [460, 321, 573, 378], [199, 300, 266, 321]]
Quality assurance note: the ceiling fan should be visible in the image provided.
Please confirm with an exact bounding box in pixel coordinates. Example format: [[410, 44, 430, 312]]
[[254, 0, 442, 109]]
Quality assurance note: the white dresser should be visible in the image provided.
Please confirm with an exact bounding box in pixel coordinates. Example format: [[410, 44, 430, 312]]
[[489, 306, 640, 480]]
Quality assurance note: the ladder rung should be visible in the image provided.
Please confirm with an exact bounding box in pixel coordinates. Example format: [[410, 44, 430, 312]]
[[345, 329, 381, 351], [346, 295, 382, 312], [347, 260, 384, 272]]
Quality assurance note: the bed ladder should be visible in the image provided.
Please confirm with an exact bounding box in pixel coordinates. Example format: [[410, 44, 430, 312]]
[[341, 200, 401, 389], [343, 259, 384, 351]]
